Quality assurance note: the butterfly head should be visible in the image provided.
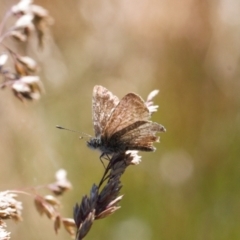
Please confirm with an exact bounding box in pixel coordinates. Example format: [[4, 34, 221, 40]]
[[87, 137, 102, 150]]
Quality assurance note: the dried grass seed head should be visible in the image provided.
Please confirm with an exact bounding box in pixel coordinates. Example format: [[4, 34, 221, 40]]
[[44, 195, 61, 207], [11, 0, 53, 47], [0, 191, 22, 222], [76, 210, 95, 240], [73, 185, 98, 229], [0, 220, 10, 240], [95, 177, 122, 219], [15, 55, 38, 74], [61, 218, 76, 237], [48, 169, 72, 196], [145, 89, 160, 114], [11, 0, 33, 15], [10, 30, 27, 42], [14, 14, 34, 29], [54, 214, 61, 235], [11, 75, 43, 101], [34, 195, 56, 219], [0, 54, 8, 68]]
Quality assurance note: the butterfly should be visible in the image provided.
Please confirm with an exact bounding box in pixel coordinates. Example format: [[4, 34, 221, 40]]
[[87, 85, 166, 158]]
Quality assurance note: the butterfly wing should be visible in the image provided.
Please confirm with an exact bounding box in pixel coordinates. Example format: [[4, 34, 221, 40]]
[[109, 121, 166, 151], [103, 93, 150, 138], [92, 85, 119, 137]]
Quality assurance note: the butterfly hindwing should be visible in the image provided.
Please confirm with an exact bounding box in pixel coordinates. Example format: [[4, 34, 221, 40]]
[[108, 121, 166, 152]]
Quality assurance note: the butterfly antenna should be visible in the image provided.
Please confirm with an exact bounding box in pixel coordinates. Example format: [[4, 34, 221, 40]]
[[56, 125, 92, 139]]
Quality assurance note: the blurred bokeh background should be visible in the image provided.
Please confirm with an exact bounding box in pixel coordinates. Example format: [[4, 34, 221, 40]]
[[1, 0, 240, 239]]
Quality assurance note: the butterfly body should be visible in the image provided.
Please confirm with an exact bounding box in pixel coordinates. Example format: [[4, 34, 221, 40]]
[[88, 85, 166, 156]]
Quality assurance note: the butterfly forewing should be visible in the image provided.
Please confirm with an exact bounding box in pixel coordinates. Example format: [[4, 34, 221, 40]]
[[92, 85, 119, 137], [103, 93, 150, 138]]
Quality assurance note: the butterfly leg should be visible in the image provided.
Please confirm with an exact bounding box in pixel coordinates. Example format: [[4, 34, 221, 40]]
[[98, 153, 113, 187], [99, 152, 109, 169]]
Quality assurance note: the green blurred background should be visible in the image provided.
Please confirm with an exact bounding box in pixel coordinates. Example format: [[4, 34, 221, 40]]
[[1, 0, 240, 239]]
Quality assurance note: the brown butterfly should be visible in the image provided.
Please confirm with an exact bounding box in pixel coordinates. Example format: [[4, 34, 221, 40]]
[[87, 85, 166, 157]]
